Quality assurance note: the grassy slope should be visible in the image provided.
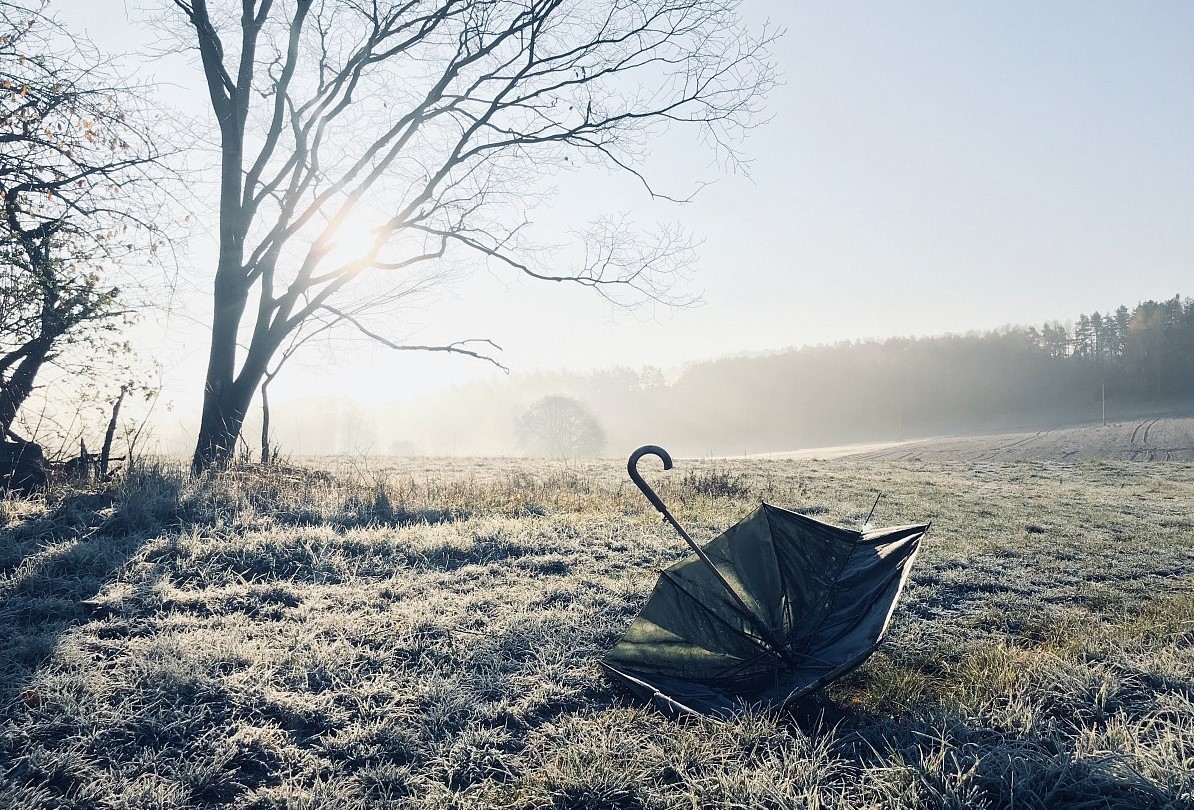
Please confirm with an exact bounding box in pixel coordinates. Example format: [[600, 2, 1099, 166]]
[[844, 416, 1194, 463], [0, 458, 1192, 809]]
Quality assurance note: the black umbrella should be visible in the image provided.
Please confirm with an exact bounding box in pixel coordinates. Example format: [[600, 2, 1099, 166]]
[[601, 445, 928, 717]]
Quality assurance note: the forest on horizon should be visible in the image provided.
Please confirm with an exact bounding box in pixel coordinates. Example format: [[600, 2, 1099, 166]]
[[260, 293, 1194, 457]]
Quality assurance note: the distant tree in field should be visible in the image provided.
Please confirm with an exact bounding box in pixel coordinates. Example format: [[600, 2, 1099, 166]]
[[168, 0, 777, 470], [516, 395, 604, 457], [0, 0, 163, 439]]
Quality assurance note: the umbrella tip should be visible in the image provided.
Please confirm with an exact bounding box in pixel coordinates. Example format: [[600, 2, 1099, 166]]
[[862, 491, 882, 529]]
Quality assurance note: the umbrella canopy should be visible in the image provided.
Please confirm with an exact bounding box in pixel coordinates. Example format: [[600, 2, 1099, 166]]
[[602, 446, 927, 717]]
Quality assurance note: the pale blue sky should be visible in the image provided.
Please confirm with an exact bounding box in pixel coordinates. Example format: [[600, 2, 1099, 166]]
[[55, 1, 1194, 412]]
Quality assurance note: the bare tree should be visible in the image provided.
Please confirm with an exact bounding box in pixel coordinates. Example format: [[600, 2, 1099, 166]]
[[170, 0, 776, 470], [0, 0, 164, 438], [516, 394, 604, 457]]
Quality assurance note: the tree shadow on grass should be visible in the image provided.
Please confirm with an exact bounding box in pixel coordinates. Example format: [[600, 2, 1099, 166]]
[[0, 492, 118, 577], [0, 475, 184, 703]]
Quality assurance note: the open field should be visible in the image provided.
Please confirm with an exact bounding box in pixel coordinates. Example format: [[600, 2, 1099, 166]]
[[1, 456, 1192, 809], [730, 417, 1194, 463], [841, 416, 1194, 463]]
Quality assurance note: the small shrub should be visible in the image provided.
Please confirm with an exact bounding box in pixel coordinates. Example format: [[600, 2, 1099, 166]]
[[680, 466, 752, 499]]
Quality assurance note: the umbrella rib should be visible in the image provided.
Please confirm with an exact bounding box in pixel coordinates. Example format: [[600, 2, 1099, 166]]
[[660, 570, 781, 665], [708, 636, 846, 687], [784, 530, 865, 655], [761, 505, 795, 640], [710, 647, 781, 680], [788, 551, 917, 652], [784, 529, 925, 651]]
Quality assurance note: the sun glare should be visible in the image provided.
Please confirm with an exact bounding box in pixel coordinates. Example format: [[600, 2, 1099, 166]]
[[319, 216, 389, 270]]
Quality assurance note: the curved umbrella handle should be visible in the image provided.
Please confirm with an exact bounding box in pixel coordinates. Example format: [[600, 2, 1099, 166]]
[[624, 444, 801, 668], [628, 444, 673, 516]]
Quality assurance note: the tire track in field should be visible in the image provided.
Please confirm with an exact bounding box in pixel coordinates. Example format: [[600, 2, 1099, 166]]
[[1129, 418, 1160, 460], [851, 446, 914, 461], [853, 437, 976, 461], [975, 430, 1048, 461], [845, 417, 1194, 462]]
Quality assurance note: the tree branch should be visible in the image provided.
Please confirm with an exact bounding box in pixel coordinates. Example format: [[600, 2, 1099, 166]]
[[321, 304, 508, 372]]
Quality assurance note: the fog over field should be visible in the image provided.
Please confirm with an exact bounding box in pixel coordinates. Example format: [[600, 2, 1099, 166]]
[[190, 295, 1194, 460]]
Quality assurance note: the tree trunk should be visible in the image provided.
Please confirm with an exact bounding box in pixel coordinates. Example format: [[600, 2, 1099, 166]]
[[193, 308, 276, 471], [260, 377, 272, 465], [191, 286, 289, 471], [193, 378, 256, 470], [190, 28, 253, 471], [0, 439, 46, 495], [0, 345, 49, 436], [190, 152, 253, 471], [100, 386, 126, 475]]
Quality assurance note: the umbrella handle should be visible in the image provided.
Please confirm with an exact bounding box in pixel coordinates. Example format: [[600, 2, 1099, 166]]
[[629, 444, 723, 579], [627, 445, 673, 516], [626, 444, 802, 670]]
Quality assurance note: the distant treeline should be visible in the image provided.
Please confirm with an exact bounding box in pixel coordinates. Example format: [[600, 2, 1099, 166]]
[[652, 294, 1194, 453], [270, 294, 1194, 456]]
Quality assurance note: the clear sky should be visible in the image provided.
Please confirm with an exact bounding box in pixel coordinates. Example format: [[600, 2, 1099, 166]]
[[55, 1, 1194, 417]]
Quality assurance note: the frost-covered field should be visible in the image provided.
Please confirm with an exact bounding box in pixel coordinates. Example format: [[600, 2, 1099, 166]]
[[843, 416, 1194, 462], [1, 458, 1192, 809]]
